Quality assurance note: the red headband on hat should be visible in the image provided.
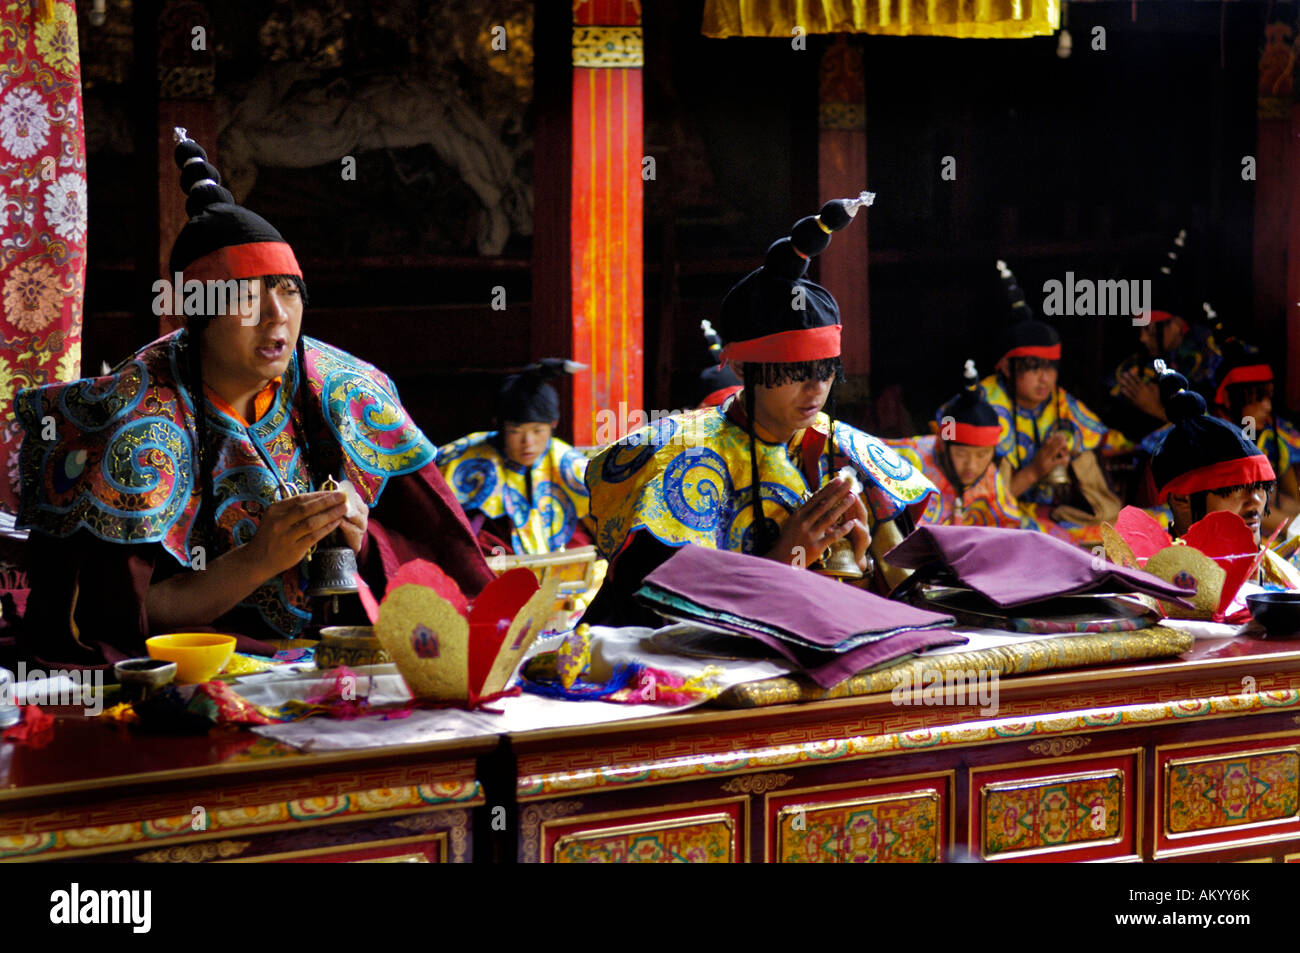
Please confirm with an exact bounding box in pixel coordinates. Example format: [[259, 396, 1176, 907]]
[[1215, 364, 1273, 408], [1156, 454, 1275, 502], [1001, 343, 1061, 363], [944, 422, 1002, 447], [719, 325, 841, 364], [181, 241, 302, 284]]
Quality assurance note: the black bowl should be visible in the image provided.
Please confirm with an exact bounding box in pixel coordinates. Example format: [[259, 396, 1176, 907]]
[[1245, 592, 1300, 638]]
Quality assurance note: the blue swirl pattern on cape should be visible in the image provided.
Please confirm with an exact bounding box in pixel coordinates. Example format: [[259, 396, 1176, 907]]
[[14, 330, 435, 636], [586, 406, 936, 559]]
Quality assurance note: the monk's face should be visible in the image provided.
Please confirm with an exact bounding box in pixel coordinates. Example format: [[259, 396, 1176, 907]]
[[1139, 318, 1184, 357], [943, 441, 996, 486], [1237, 384, 1274, 432], [743, 368, 833, 440], [1204, 483, 1269, 545], [1012, 359, 1057, 409], [503, 421, 555, 467], [199, 276, 303, 388]]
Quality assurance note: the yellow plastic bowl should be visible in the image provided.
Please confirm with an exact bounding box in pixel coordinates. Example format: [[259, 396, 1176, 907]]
[[146, 633, 238, 684]]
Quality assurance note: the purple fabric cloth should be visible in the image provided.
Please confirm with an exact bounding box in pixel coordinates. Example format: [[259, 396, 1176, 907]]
[[727, 622, 964, 689], [884, 524, 1195, 609], [637, 545, 965, 687]]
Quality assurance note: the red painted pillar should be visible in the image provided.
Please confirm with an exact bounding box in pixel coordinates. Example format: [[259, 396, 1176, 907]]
[[817, 37, 869, 380], [570, 2, 643, 445]]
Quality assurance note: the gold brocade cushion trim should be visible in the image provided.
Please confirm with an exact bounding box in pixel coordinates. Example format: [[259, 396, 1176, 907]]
[[702, 0, 1060, 39], [716, 626, 1192, 708], [573, 26, 644, 67]]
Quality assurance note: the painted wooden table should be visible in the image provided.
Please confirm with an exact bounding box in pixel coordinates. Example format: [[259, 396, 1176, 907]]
[[3, 633, 1300, 863], [0, 718, 491, 863], [510, 634, 1300, 863]]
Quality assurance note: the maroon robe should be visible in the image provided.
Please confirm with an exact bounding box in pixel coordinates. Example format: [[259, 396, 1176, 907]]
[[19, 463, 493, 671]]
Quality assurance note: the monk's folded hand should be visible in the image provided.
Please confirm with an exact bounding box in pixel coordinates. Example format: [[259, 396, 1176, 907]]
[[1119, 369, 1165, 420], [338, 502, 368, 555], [246, 491, 347, 576], [1029, 431, 1071, 480], [765, 477, 859, 569], [843, 492, 873, 571]]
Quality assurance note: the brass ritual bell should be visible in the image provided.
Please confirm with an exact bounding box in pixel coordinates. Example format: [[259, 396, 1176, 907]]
[[1038, 423, 1075, 506], [807, 467, 869, 582], [304, 476, 360, 612], [817, 534, 868, 580]]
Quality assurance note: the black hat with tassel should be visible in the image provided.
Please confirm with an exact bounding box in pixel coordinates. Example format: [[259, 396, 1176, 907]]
[[696, 319, 742, 407], [995, 259, 1060, 369], [497, 358, 586, 424], [717, 191, 873, 387], [938, 360, 1002, 449], [167, 127, 301, 283]]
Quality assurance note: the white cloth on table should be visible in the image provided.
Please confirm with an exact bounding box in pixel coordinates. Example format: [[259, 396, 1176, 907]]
[[247, 625, 792, 751]]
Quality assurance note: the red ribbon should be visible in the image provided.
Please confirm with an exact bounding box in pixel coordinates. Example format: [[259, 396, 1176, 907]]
[[945, 422, 1002, 447], [719, 325, 841, 364], [1215, 364, 1273, 408], [1157, 454, 1275, 501], [1000, 343, 1061, 362], [182, 241, 302, 283]]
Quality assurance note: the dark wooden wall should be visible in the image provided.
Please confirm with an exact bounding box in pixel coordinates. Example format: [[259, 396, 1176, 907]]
[[80, 1, 1274, 449]]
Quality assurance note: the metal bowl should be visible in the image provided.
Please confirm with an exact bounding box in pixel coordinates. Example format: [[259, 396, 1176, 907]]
[[113, 657, 178, 701], [1245, 592, 1300, 638], [316, 626, 391, 669]]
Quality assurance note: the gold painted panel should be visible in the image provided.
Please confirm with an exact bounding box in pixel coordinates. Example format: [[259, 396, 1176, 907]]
[[552, 813, 734, 863], [1165, 747, 1300, 836], [981, 770, 1123, 859], [776, 790, 940, 863]]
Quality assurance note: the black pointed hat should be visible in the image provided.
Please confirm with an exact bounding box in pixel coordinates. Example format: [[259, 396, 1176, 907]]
[[167, 127, 301, 282], [1151, 368, 1273, 501], [717, 192, 873, 381], [1147, 228, 1193, 323], [995, 260, 1060, 366], [938, 360, 1001, 449], [1213, 337, 1274, 410], [497, 358, 585, 424], [696, 319, 741, 407]]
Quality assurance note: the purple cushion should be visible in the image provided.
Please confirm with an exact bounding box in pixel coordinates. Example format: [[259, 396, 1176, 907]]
[[884, 524, 1194, 609], [637, 545, 965, 687]]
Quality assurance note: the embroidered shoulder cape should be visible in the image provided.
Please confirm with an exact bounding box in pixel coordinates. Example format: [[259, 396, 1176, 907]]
[[886, 435, 1022, 529], [15, 330, 436, 636], [436, 431, 591, 554], [585, 405, 936, 560]]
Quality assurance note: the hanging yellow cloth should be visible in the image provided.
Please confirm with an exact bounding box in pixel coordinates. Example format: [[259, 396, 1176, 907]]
[[702, 0, 1060, 39]]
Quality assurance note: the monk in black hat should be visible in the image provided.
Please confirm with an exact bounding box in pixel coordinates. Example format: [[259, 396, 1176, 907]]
[[979, 260, 1130, 547], [582, 193, 937, 626], [1152, 370, 1300, 587], [1211, 339, 1300, 539], [437, 358, 595, 555], [1110, 231, 1221, 438], [888, 361, 1021, 528], [14, 130, 493, 668]]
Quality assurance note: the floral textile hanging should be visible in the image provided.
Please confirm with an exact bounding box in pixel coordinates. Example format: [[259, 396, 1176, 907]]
[[0, 0, 86, 516]]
